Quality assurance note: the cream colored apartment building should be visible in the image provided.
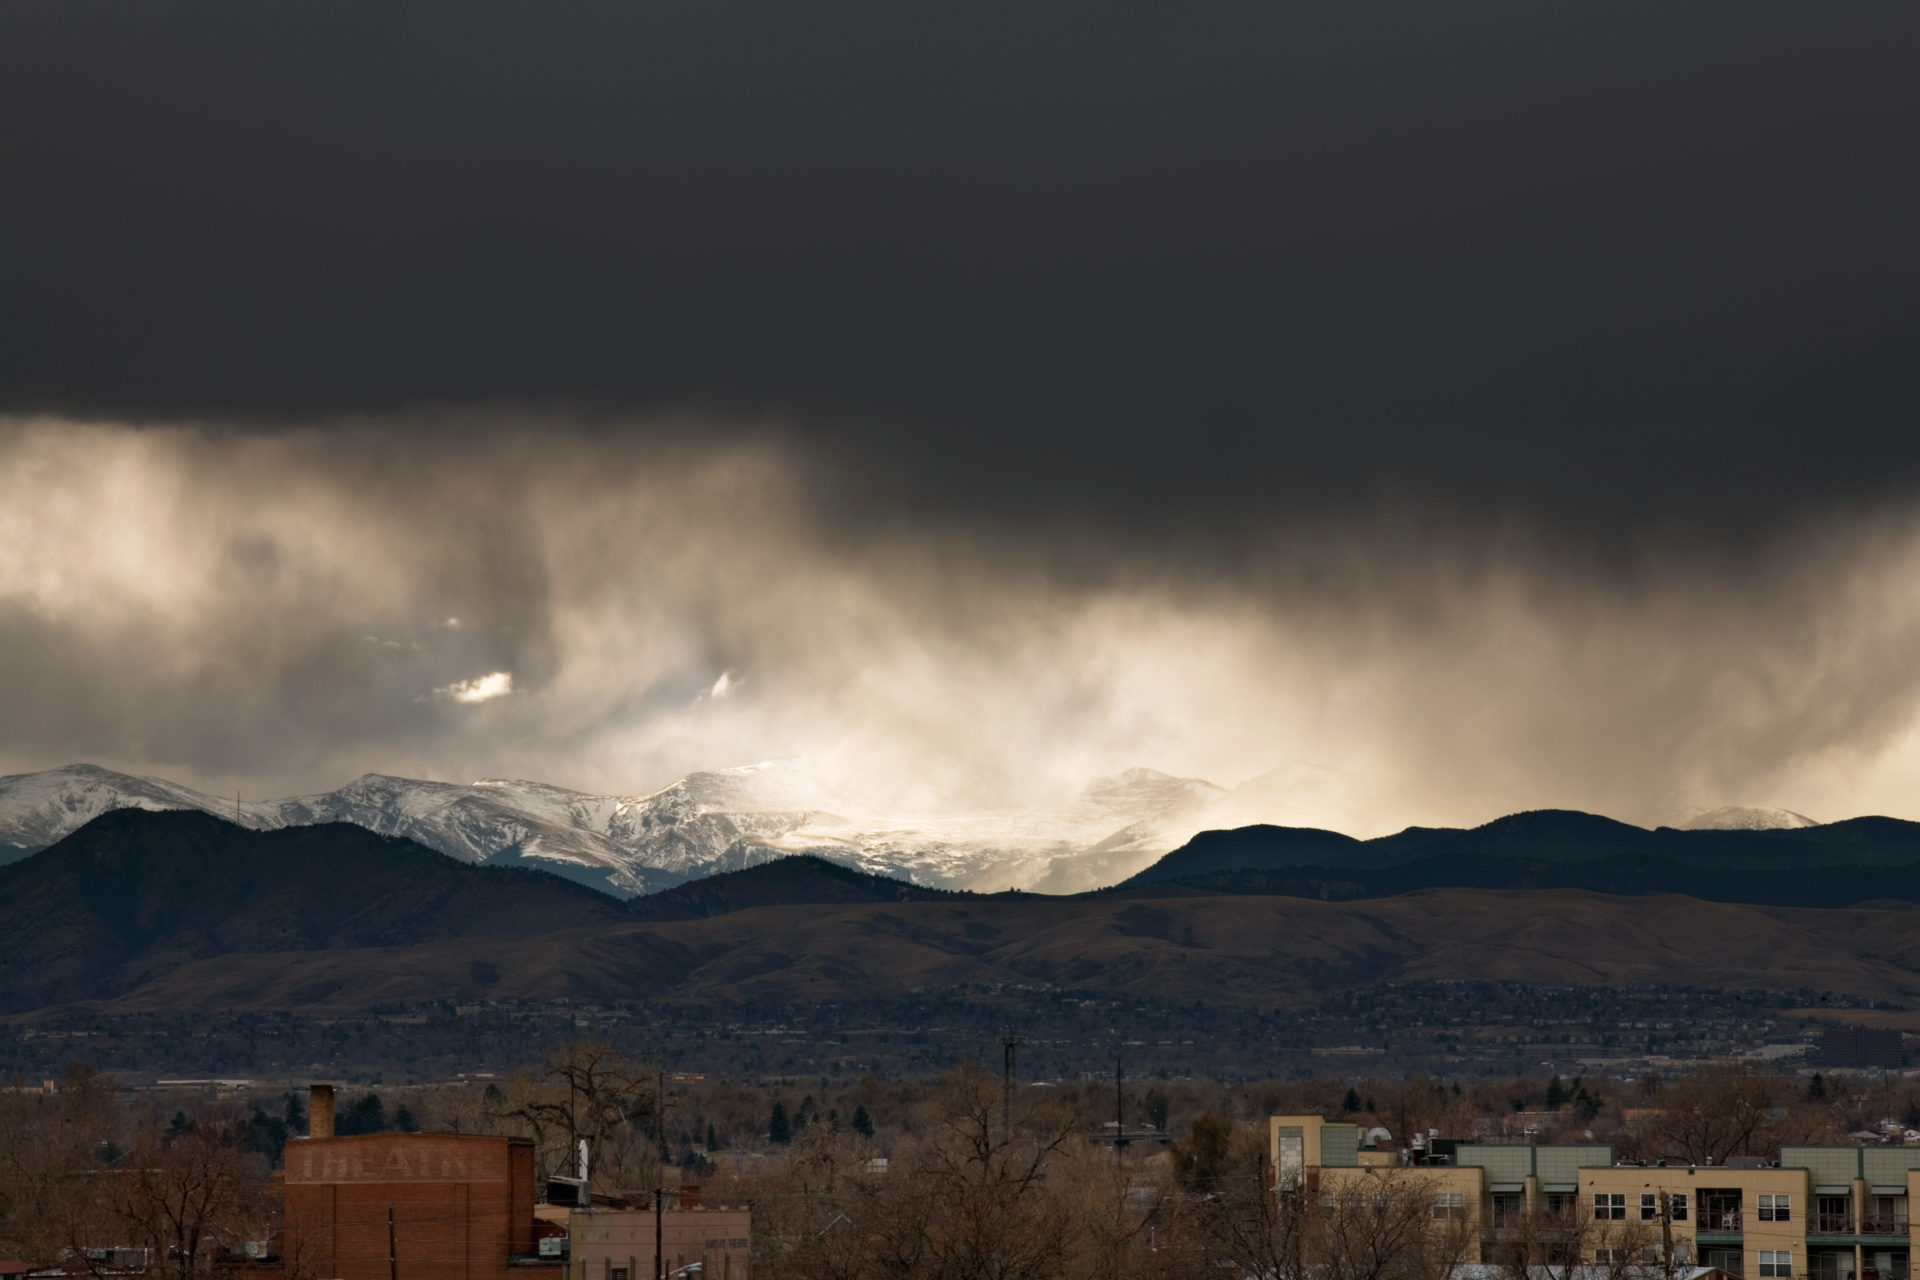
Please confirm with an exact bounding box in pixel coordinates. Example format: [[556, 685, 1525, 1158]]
[[1272, 1114, 1920, 1280]]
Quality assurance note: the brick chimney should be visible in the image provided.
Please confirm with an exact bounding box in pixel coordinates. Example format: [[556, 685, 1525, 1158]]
[[309, 1084, 335, 1140]]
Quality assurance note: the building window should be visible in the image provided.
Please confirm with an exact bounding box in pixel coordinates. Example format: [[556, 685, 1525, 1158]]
[[1705, 1248, 1744, 1278], [1433, 1192, 1466, 1221], [610, 1270, 629, 1280], [1760, 1195, 1792, 1223], [1595, 1193, 1627, 1221], [1595, 1249, 1626, 1265], [1671, 1193, 1689, 1222], [1643, 1193, 1662, 1221], [1759, 1249, 1792, 1277], [1278, 1130, 1305, 1189]]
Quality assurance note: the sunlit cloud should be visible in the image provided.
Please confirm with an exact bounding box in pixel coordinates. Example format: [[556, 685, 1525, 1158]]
[[434, 671, 513, 704]]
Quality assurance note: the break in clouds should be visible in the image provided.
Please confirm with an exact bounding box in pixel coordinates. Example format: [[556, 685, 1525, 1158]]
[[7, 414, 1920, 835]]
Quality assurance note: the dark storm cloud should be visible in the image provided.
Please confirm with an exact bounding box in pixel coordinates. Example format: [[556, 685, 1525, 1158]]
[[8, 4, 1920, 832], [4, 0, 1918, 558]]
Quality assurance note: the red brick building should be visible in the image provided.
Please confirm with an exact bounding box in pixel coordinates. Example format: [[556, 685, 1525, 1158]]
[[284, 1087, 562, 1280]]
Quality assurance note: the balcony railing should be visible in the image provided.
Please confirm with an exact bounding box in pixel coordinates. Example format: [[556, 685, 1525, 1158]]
[[1812, 1213, 1856, 1236], [1862, 1265, 1911, 1280], [1481, 1209, 1581, 1233], [1860, 1215, 1911, 1237], [1699, 1210, 1745, 1233]]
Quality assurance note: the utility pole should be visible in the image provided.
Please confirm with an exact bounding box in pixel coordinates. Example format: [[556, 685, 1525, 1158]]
[[655, 1069, 666, 1280], [1658, 1186, 1675, 1280], [387, 1207, 397, 1280], [1000, 1034, 1021, 1146], [1114, 1054, 1125, 1151]]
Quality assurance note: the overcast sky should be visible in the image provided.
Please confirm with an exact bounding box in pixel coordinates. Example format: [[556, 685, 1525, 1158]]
[[4, 1, 1919, 830]]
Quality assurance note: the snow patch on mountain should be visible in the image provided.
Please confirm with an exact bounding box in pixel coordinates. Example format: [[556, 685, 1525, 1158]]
[[1673, 805, 1820, 832], [0, 763, 276, 853]]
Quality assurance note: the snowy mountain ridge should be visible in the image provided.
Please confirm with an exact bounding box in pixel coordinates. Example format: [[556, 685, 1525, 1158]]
[[0, 763, 1831, 896], [0, 761, 1240, 895]]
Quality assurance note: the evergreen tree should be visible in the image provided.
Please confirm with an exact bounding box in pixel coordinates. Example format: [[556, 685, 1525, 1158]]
[[1342, 1087, 1362, 1114], [1807, 1073, 1828, 1102], [1144, 1088, 1170, 1130], [769, 1102, 791, 1145], [338, 1092, 387, 1135], [850, 1105, 874, 1138], [705, 1122, 720, 1150], [1545, 1075, 1566, 1109], [394, 1105, 419, 1133], [168, 1110, 190, 1136], [243, 1107, 290, 1162], [283, 1092, 307, 1136]]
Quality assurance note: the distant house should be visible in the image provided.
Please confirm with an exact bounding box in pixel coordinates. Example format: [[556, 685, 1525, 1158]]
[[0, 1259, 30, 1280]]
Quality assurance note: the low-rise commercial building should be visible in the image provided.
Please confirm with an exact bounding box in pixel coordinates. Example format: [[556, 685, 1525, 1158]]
[[569, 1205, 750, 1280]]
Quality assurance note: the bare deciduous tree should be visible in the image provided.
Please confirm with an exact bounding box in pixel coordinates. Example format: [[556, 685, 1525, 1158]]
[[1638, 1061, 1785, 1165], [482, 1039, 662, 1192], [0, 1065, 121, 1267], [67, 1126, 272, 1280]]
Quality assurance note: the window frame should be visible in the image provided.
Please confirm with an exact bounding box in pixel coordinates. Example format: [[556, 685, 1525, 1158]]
[[1759, 1193, 1792, 1223], [1759, 1249, 1792, 1277], [1594, 1192, 1627, 1221]]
